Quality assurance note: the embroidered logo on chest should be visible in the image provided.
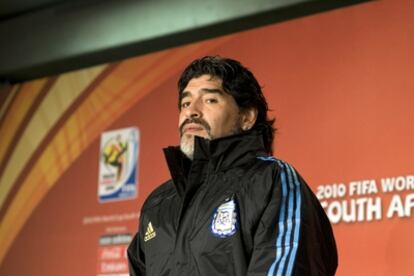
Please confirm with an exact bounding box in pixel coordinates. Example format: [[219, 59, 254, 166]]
[[210, 197, 238, 238]]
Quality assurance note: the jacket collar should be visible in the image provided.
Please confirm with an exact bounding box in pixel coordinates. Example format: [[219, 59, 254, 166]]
[[163, 130, 267, 196]]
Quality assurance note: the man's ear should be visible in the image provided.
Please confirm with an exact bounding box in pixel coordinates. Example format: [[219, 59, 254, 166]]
[[241, 107, 258, 131]]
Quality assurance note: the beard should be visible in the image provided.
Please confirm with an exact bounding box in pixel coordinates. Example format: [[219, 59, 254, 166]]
[[179, 118, 212, 160], [179, 117, 242, 160], [180, 135, 196, 160]]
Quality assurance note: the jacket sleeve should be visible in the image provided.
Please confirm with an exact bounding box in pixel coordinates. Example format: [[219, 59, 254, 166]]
[[247, 160, 338, 276], [127, 225, 146, 275]]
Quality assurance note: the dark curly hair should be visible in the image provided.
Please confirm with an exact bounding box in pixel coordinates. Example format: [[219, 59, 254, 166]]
[[177, 56, 276, 154]]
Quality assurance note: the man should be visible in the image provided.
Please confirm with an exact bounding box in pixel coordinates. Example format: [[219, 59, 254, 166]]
[[128, 56, 337, 275]]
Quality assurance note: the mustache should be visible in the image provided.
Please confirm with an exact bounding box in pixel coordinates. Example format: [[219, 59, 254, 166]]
[[179, 118, 211, 136]]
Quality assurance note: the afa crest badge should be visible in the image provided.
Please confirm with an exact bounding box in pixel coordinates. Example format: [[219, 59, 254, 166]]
[[210, 197, 238, 238]]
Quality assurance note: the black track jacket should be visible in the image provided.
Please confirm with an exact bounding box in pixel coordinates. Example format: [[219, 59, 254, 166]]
[[128, 131, 337, 275]]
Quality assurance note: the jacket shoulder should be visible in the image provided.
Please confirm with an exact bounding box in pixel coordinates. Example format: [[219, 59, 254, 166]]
[[255, 156, 302, 175], [253, 155, 284, 174]]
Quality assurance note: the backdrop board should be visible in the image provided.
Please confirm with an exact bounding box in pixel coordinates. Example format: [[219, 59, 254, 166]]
[[0, 0, 413, 275]]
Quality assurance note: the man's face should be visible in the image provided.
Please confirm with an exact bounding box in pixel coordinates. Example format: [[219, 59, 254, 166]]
[[178, 74, 244, 159]]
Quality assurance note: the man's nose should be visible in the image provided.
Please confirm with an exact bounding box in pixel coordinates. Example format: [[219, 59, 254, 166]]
[[190, 110, 200, 118], [185, 101, 202, 118]]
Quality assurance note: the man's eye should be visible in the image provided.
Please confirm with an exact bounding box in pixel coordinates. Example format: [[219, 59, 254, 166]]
[[206, 98, 218, 104], [181, 101, 190, 108]]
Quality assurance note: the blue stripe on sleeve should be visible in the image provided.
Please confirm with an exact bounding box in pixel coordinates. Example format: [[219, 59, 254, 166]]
[[285, 164, 302, 275], [257, 157, 302, 276], [275, 162, 296, 276], [267, 161, 288, 276]]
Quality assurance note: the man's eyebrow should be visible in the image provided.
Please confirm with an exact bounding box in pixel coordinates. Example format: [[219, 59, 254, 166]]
[[200, 88, 224, 95], [181, 88, 224, 99]]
